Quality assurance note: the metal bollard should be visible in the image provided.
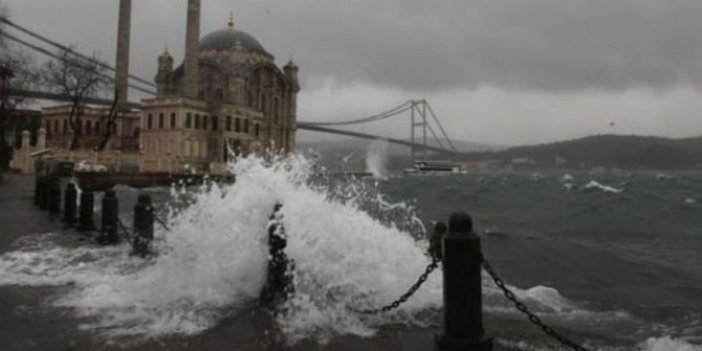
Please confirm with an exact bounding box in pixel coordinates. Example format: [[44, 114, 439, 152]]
[[132, 194, 154, 257], [34, 177, 41, 206], [436, 212, 493, 351], [77, 189, 97, 232], [48, 179, 62, 215], [38, 177, 49, 211], [63, 183, 78, 225], [98, 189, 120, 244]]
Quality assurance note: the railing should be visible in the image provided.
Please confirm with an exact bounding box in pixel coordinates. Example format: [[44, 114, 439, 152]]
[[33, 176, 592, 351]]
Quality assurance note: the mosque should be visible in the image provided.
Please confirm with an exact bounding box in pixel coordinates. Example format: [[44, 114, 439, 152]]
[[20, 0, 299, 174]]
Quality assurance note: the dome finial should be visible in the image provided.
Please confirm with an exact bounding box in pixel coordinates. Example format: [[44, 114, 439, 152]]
[[227, 11, 235, 31]]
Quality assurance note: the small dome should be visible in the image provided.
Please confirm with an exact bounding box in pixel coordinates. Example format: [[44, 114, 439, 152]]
[[200, 29, 268, 54]]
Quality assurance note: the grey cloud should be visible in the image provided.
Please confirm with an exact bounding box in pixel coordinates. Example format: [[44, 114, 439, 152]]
[[4, 0, 702, 93]]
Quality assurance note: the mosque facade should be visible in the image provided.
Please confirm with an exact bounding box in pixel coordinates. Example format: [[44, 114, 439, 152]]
[[23, 0, 299, 174]]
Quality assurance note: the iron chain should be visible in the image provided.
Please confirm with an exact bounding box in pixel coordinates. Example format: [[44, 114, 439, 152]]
[[352, 257, 441, 315], [481, 255, 592, 351]]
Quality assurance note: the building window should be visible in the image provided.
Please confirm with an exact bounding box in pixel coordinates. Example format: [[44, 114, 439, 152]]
[[94, 121, 100, 135], [63, 119, 68, 134], [147, 113, 153, 129], [86, 120, 92, 135], [225, 116, 231, 131], [159, 113, 164, 129], [186, 113, 192, 128], [194, 114, 200, 129], [212, 115, 218, 131], [235, 118, 241, 132], [54, 120, 59, 134], [171, 112, 176, 128], [203, 115, 208, 130], [45, 120, 51, 134], [244, 119, 249, 134], [255, 124, 260, 137]]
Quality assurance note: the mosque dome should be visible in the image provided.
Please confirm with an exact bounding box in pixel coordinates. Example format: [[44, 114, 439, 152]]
[[199, 29, 268, 55]]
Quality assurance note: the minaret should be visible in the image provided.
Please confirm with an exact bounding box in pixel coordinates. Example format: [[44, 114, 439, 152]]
[[155, 47, 173, 96], [283, 59, 300, 152], [114, 0, 132, 110], [183, 0, 201, 98]]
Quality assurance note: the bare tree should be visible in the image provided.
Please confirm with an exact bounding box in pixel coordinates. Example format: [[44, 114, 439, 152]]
[[44, 46, 108, 150], [97, 90, 119, 151], [0, 3, 39, 168]]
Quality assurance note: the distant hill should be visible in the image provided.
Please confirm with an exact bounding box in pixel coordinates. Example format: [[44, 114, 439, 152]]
[[463, 134, 702, 170]]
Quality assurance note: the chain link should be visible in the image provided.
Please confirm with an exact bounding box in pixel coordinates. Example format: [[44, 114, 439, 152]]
[[481, 255, 591, 351], [154, 215, 171, 232], [351, 257, 441, 315]]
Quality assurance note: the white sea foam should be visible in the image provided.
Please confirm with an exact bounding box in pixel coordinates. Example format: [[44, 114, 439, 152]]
[[0, 154, 439, 342], [641, 336, 702, 351], [582, 180, 623, 194], [561, 174, 575, 182]]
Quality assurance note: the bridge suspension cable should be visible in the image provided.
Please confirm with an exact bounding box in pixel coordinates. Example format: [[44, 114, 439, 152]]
[[0, 30, 156, 96], [302, 100, 414, 126], [0, 17, 157, 89]]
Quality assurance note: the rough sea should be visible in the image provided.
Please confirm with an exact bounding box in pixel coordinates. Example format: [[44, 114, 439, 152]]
[[0, 154, 700, 350]]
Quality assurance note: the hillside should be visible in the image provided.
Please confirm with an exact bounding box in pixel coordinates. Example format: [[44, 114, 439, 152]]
[[463, 134, 702, 169]]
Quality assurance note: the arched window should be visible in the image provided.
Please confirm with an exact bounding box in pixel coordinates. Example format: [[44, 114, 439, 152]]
[[186, 113, 192, 128], [211, 115, 218, 131], [203, 115, 208, 130], [235, 118, 241, 132], [159, 113, 164, 129], [195, 114, 201, 129], [54, 120, 59, 134], [147, 114, 153, 129], [244, 119, 249, 134], [226, 116, 232, 131], [170, 113, 176, 128]]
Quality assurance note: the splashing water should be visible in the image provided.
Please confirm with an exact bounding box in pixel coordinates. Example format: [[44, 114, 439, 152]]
[[0, 154, 674, 348], [0, 154, 438, 342], [365, 140, 389, 179]]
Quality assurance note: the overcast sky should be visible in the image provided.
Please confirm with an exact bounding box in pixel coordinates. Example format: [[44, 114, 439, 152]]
[[3, 0, 702, 146]]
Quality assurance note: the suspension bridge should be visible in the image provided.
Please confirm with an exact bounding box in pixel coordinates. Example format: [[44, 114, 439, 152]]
[[0, 17, 458, 158]]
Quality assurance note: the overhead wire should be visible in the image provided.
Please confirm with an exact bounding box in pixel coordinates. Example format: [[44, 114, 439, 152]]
[[0, 17, 156, 89]]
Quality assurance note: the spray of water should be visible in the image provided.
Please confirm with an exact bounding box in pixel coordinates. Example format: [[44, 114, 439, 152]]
[[365, 140, 390, 179], [0, 154, 680, 348]]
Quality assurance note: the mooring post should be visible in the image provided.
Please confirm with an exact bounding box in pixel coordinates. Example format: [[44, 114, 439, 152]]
[[48, 179, 62, 216], [34, 177, 41, 206], [436, 212, 493, 351], [77, 188, 97, 232], [99, 190, 120, 244], [38, 177, 49, 211], [63, 183, 78, 225], [132, 194, 154, 257]]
